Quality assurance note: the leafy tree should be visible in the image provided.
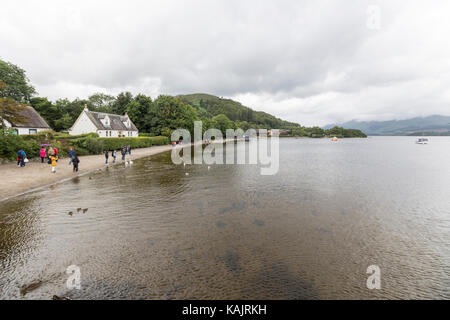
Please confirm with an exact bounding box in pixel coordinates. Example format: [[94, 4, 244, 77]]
[[87, 93, 115, 112], [30, 97, 59, 129], [56, 98, 87, 125], [150, 96, 198, 136], [211, 114, 235, 135], [0, 60, 36, 102], [112, 92, 133, 115], [126, 94, 153, 132]]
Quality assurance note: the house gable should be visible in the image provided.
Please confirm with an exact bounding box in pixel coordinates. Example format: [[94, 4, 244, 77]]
[[69, 110, 99, 135], [69, 107, 139, 137]]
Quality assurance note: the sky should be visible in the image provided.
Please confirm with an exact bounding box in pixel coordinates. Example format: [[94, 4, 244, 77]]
[[1, 0, 450, 126]]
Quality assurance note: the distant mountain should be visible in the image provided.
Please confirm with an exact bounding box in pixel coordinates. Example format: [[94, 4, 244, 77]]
[[179, 93, 300, 129], [324, 115, 450, 136]]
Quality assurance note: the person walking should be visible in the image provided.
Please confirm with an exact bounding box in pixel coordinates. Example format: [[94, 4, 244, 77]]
[[104, 150, 109, 164], [128, 145, 131, 155], [16, 150, 26, 167], [112, 150, 117, 164], [40, 147, 46, 163], [49, 154, 58, 173], [54, 147, 59, 162], [121, 147, 126, 161], [72, 154, 80, 172], [68, 147, 75, 165]]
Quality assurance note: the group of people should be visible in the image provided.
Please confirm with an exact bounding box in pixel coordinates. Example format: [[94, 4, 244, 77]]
[[104, 145, 131, 164], [39, 146, 61, 173], [17, 144, 132, 173]]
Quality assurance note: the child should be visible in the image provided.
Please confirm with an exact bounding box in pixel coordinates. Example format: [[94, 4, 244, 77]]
[[40, 147, 46, 163], [72, 155, 80, 172], [112, 150, 117, 164], [49, 155, 58, 173]]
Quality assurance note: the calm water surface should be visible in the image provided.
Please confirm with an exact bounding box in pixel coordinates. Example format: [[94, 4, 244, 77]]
[[0, 137, 449, 299]]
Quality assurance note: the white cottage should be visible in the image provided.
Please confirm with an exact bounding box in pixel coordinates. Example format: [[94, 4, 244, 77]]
[[69, 107, 138, 138], [2, 105, 51, 135]]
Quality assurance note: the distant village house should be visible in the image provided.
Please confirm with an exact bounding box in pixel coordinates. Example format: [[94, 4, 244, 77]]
[[2, 105, 51, 135], [69, 107, 138, 138]]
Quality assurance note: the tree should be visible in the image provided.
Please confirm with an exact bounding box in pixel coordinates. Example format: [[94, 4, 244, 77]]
[[126, 94, 153, 132], [151, 95, 198, 136], [211, 114, 234, 135], [87, 93, 115, 112], [112, 92, 133, 115], [0, 60, 36, 102]]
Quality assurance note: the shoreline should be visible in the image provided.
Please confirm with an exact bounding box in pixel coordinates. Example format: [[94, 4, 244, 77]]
[[0, 139, 229, 203], [0, 144, 175, 202]]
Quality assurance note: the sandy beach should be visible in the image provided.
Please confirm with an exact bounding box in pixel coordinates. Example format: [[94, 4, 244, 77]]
[[0, 144, 174, 202]]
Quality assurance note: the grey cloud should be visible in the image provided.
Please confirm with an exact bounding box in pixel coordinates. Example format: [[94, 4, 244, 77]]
[[1, 0, 449, 125]]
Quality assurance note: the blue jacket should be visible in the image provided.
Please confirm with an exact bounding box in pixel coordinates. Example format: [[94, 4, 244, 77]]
[[17, 150, 26, 158], [68, 149, 75, 157]]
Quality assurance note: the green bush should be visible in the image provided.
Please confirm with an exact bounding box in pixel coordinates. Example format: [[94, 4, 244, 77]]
[[72, 136, 104, 154], [147, 136, 169, 146], [85, 138, 104, 154], [138, 133, 155, 137], [1, 130, 169, 160], [54, 132, 99, 140], [99, 137, 152, 151], [0, 129, 41, 160]]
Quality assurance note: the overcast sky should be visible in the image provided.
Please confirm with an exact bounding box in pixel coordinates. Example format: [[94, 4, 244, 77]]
[[1, 0, 449, 126]]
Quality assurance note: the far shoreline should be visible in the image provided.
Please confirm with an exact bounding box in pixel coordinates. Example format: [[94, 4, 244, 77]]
[[0, 136, 367, 202], [0, 139, 230, 203], [0, 144, 175, 202]]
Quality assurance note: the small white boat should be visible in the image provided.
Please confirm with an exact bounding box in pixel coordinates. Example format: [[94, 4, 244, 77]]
[[416, 138, 429, 145]]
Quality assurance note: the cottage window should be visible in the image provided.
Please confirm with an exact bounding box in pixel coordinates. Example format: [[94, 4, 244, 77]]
[[29, 129, 37, 134]]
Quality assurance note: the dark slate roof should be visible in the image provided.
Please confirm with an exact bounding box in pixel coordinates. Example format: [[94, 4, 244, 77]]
[[10, 106, 51, 129], [85, 111, 138, 131]]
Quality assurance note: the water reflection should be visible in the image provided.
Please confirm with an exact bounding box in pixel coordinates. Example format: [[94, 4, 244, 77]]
[[0, 137, 449, 299]]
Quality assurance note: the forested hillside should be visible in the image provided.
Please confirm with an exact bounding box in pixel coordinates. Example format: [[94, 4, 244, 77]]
[[179, 93, 300, 129]]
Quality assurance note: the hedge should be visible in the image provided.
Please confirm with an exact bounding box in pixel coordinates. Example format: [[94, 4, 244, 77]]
[[72, 136, 169, 154], [1, 129, 169, 160], [138, 133, 155, 137], [99, 136, 169, 151]]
